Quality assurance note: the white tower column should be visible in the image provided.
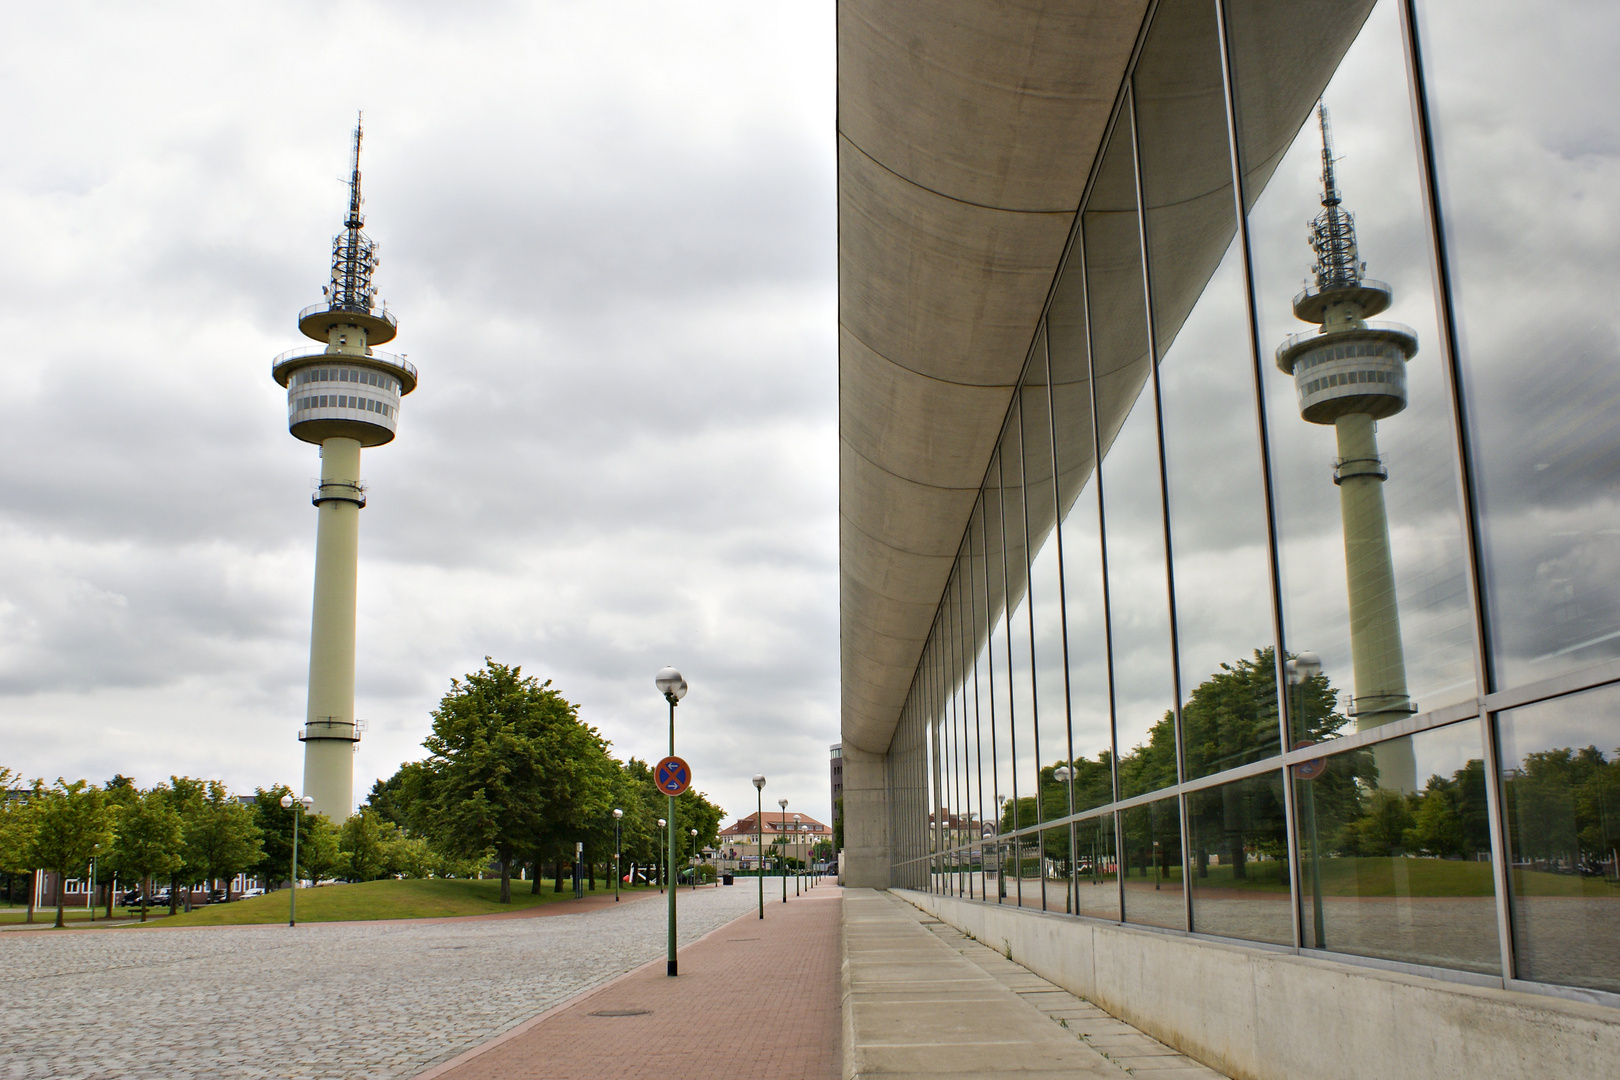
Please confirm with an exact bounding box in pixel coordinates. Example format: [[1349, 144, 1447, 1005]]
[[302, 435, 363, 818]]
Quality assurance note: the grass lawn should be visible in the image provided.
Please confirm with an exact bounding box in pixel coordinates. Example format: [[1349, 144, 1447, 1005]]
[[153, 878, 658, 927], [0, 906, 151, 923]]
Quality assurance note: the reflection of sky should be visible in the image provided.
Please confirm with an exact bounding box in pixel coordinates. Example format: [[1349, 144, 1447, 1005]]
[[1499, 682, 1620, 770], [1417, 0, 1620, 688]]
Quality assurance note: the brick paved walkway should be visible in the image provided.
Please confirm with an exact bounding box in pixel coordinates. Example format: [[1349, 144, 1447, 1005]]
[[421, 884, 842, 1080]]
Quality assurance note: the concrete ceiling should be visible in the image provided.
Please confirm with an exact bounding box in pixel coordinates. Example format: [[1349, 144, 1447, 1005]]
[[837, 0, 1374, 758], [838, 1, 1150, 755]]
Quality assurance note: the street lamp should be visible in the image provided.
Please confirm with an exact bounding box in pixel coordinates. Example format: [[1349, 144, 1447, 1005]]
[[612, 808, 623, 902], [278, 793, 314, 927], [656, 818, 667, 895], [752, 774, 766, 919], [793, 814, 802, 896], [1053, 765, 1074, 915], [655, 666, 687, 977], [1286, 652, 1326, 949], [777, 798, 788, 903], [689, 828, 699, 891]]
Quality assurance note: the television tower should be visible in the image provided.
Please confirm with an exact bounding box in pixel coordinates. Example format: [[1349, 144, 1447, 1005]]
[[271, 116, 418, 818], [1276, 105, 1417, 792]]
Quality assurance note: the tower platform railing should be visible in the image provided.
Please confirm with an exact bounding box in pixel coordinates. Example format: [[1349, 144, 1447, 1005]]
[[272, 345, 418, 387]]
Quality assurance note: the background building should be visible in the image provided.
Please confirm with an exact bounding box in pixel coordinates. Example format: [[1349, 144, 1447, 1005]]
[[838, 0, 1620, 1073], [719, 810, 830, 868], [829, 742, 842, 841]]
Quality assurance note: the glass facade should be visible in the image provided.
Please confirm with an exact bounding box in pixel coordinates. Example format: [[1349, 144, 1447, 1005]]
[[884, 0, 1620, 1002]]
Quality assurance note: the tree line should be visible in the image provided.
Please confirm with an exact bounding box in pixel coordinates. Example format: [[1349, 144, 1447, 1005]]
[[0, 657, 726, 924], [991, 648, 1620, 882]]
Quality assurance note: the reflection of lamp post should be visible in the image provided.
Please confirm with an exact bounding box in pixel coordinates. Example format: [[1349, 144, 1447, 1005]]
[[1287, 652, 1327, 948], [1053, 766, 1074, 915], [279, 793, 313, 927], [752, 775, 766, 920], [995, 794, 1007, 901], [612, 808, 623, 902], [778, 798, 788, 903], [655, 666, 687, 977]]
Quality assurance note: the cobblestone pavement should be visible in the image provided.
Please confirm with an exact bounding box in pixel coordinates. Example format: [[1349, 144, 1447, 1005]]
[[2, 884, 765, 1080]]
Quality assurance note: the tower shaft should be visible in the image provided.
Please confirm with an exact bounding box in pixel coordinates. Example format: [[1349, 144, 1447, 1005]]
[[274, 116, 416, 820], [302, 435, 363, 818]]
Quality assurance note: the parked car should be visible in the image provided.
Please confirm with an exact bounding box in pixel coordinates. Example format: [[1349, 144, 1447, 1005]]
[[240, 888, 265, 899]]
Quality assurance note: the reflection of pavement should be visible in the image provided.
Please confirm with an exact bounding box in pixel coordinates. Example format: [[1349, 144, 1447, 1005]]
[[1509, 896, 1620, 993], [1, 881, 765, 1079]]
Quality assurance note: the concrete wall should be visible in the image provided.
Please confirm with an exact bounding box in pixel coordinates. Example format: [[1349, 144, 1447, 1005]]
[[897, 889, 1620, 1080], [840, 743, 890, 888]]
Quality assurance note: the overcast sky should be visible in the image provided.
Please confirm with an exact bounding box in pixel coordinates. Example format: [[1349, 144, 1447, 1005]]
[[0, 2, 837, 826]]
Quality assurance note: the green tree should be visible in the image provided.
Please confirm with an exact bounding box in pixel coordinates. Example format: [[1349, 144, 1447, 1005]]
[[0, 769, 38, 920], [183, 781, 262, 902], [166, 776, 210, 913], [104, 786, 184, 922], [251, 784, 312, 889], [26, 779, 112, 927], [339, 808, 396, 882], [417, 659, 599, 903], [1339, 788, 1415, 857], [299, 816, 343, 884]]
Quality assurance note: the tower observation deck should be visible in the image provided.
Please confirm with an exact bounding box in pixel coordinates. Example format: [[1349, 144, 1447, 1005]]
[[1276, 104, 1417, 792], [273, 116, 417, 818]]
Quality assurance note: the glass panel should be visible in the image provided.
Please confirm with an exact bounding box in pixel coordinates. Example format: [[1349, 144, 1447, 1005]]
[[983, 471, 1016, 836], [1001, 409, 1041, 904], [1087, 102, 1179, 800], [1293, 720, 1499, 973], [1498, 683, 1620, 994], [1048, 251, 1117, 817], [1135, 0, 1282, 780], [1024, 344, 1069, 835], [1075, 812, 1121, 921], [1416, 2, 1620, 689], [1121, 795, 1185, 929], [1231, 0, 1477, 754], [1187, 771, 1293, 944]]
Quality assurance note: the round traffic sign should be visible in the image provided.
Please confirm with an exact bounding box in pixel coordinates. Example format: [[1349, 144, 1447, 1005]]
[[1292, 741, 1327, 781], [655, 755, 692, 796]]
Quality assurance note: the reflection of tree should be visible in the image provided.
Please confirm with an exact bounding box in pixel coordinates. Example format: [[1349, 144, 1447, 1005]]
[[1504, 746, 1620, 876]]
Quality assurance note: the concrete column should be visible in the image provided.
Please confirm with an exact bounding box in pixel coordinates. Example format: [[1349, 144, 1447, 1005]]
[[303, 436, 361, 818], [841, 742, 891, 888]]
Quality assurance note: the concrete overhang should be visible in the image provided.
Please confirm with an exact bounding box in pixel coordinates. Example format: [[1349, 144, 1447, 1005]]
[[839, 0, 1148, 757], [839, 0, 1374, 758]]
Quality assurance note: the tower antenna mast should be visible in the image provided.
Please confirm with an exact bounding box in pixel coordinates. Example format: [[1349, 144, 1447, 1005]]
[[1310, 102, 1360, 291], [331, 112, 377, 315]]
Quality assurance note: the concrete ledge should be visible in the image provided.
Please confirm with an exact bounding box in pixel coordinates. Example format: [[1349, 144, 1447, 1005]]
[[895, 889, 1620, 1080]]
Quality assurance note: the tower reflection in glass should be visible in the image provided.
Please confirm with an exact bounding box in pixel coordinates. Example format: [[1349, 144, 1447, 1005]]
[[1276, 104, 1418, 793]]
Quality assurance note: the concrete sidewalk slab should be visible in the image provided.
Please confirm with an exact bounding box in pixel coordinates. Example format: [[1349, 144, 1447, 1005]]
[[841, 889, 1228, 1080]]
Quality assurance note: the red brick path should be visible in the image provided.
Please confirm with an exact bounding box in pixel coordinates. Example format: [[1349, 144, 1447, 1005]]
[[420, 885, 842, 1080]]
